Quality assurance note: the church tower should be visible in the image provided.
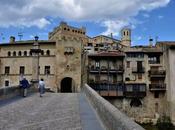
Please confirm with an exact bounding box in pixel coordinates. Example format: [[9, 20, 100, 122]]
[[121, 28, 131, 47]]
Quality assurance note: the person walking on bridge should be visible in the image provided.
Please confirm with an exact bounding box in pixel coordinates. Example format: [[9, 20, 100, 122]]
[[21, 78, 30, 97], [38, 78, 45, 97]]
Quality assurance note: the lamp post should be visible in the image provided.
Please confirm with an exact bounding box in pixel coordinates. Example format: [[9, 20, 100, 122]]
[[30, 36, 41, 86]]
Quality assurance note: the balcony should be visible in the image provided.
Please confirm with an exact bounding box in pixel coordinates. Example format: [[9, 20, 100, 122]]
[[109, 66, 124, 74], [89, 65, 124, 74], [124, 84, 146, 98], [149, 83, 166, 92], [89, 83, 124, 97], [149, 70, 166, 78], [124, 91, 146, 98], [100, 66, 108, 74], [89, 66, 100, 73], [132, 67, 145, 73]]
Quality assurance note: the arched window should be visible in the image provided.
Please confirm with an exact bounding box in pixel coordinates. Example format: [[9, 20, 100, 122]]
[[24, 51, 27, 56], [18, 51, 22, 56], [8, 51, 11, 56], [130, 98, 142, 107], [13, 51, 16, 56], [29, 51, 32, 56], [41, 50, 44, 55], [123, 31, 125, 36], [127, 31, 129, 36], [46, 50, 50, 55]]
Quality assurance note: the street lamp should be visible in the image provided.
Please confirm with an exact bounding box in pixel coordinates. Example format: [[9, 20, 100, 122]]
[[30, 36, 42, 84]]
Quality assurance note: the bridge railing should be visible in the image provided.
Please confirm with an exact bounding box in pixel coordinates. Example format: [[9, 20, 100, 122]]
[[83, 84, 145, 130], [0, 84, 36, 100]]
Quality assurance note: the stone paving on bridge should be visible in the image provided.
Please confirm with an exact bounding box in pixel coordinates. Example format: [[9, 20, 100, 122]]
[[0, 93, 104, 130]]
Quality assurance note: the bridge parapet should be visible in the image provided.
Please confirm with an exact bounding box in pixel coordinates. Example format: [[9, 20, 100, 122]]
[[83, 84, 145, 130], [0, 84, 35, 100]]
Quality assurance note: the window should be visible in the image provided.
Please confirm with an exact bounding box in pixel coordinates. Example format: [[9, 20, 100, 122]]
[[5, 66, 10, 74], [154, 92, 159, 98], [24, 51, 27, 56], [126, 85, 133, 92], [87, 43, 93, 46], [8, 51, 11, 56], [30, 51, 32, 56], [155, 103, 159, 113], [20, 66, 25, 75], [139, 85, 146, 92], [45, 66, 50, 75], [13, 51, 16, 56], [95, 61, 100, 69], [95, 48, 98, 51], [39, 66, 40, 74], [148, 55, 160, 64], [130, 98, 142, 107], [95, 75, 100, 82], [46, 50, 50, 55], [127, 53, 144, 58], [127, 61, 130, 68], [18, 51, 22, 56], [138, 74, 142, 79], [5, 80, 9, 87]]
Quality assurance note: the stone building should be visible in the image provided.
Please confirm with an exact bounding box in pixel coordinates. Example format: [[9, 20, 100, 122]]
[[0, 22, 87, 93], [0, 22, 174, 124], [86, 28, 174, 124]]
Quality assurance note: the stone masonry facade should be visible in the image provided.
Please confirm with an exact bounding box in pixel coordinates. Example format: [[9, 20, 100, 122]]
[[0, 21, 175, 124]]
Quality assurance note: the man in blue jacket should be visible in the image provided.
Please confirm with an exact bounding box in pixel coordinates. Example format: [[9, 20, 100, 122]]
[[21, 78, 29, 97]]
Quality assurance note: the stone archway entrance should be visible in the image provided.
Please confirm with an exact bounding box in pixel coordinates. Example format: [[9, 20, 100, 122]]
[[60, 77, 73, 93]]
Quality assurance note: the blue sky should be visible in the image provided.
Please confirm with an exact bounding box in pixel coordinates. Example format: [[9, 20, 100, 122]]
[[0, 0, 174, 46]]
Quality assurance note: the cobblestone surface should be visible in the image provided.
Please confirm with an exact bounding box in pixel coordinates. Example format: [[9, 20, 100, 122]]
[[0, 93, 82, 130]]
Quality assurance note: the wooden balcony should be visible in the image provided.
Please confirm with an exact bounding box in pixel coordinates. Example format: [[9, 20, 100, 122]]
[[149, 70, 166, 78], [89, 66, 124, 74], [109, 66, 124, 74], [89, 83, 124, 97], [149, 84, 166, 92], [89, 67, 100, 73], [124, 91, 146, 98], [124, 83, 147, 98], [132, 67, 145, 73]]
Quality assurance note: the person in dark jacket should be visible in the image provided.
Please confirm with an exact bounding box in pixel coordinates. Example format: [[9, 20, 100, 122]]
[[21, 78, 29, 97]]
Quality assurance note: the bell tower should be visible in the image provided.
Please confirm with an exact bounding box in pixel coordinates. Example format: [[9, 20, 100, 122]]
[[121, 28, 131, 47]]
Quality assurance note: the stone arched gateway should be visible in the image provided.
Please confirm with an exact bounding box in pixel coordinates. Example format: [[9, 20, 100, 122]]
[[60, 77, 75, 93]]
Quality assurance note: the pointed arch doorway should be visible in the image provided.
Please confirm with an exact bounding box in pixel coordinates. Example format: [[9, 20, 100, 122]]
[[60, 77, 73, 93]]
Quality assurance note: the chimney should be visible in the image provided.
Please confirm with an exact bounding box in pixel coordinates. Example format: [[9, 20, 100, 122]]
[[10, 36, 15, 43]]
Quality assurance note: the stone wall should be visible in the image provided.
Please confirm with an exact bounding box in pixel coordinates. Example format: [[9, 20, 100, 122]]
[[83, 84, 145, 130], [0, 84, 36, 100]]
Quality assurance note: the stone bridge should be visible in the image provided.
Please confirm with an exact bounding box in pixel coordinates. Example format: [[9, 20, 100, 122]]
[[0, 84, 144, 130]]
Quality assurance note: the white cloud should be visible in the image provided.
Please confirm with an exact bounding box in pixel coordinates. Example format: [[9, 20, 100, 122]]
[[158, 15, 164, 19], [143, 14, 150, 18], [0, 0, 171, 35]]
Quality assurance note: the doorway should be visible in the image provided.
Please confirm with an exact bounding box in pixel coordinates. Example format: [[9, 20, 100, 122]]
[[61, 77, 72, 93]]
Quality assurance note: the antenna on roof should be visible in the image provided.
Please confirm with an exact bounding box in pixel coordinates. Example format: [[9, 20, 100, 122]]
[[18, 30, 24, 41]]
